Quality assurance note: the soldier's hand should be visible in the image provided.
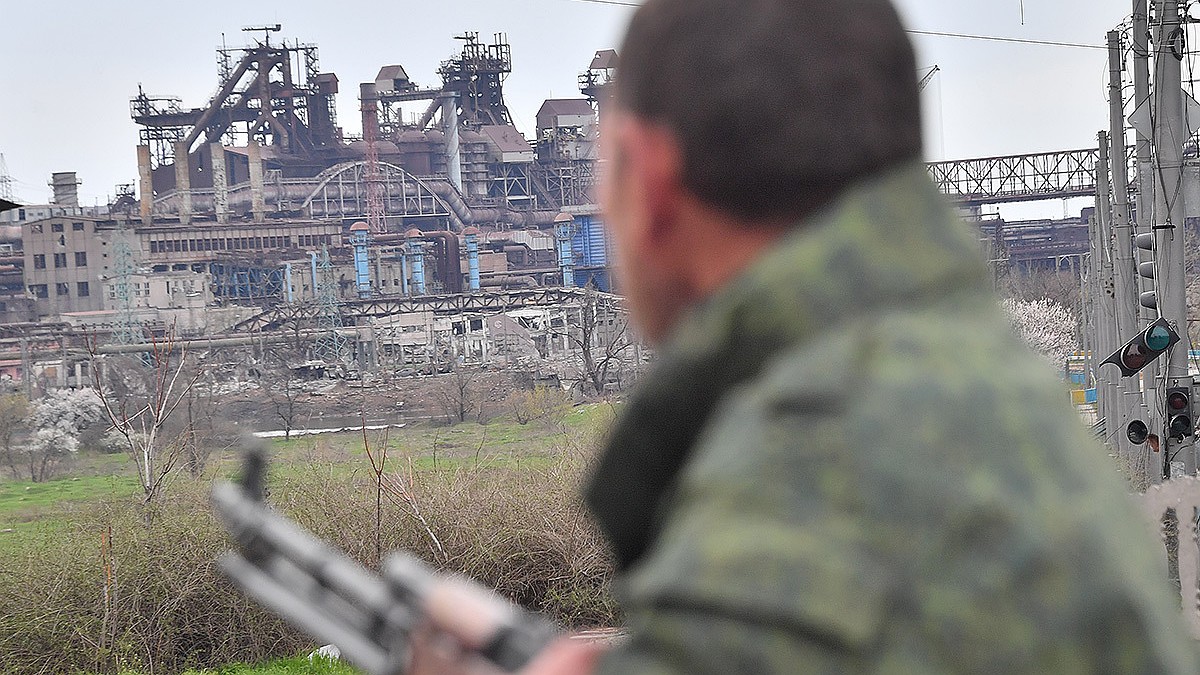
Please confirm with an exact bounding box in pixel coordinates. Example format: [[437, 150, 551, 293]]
[[409, 628, 607, 675], [407, 574, 608, 674]]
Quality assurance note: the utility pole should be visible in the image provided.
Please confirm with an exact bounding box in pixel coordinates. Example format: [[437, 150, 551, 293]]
[[1096, 133, 1120, 438], [1152, 0, 1195, 474], [1133, 0, 1163, 483], [1108, 30, 1149, 479]]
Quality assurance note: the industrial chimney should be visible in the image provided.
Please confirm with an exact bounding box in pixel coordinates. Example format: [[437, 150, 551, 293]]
[[49, 172, 80, 213]]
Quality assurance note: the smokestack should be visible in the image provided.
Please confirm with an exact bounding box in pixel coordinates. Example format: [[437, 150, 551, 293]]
[[248, 140, 266, 222], [49, 172, 80, 213], [137, 145, 153, 225], [211, 142, 230, 224], [174, 142, 192, 225]]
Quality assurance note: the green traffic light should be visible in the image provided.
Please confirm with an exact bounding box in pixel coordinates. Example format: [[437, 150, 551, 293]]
[[1147, 325, 1173, 351]]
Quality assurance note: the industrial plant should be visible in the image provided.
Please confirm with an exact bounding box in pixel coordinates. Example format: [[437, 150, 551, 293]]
[[0, 26, 1152, 397], [0, 27, 640, 394]]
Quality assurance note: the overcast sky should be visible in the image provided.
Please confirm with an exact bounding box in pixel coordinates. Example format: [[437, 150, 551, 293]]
[[0, 0, 1151, 218]]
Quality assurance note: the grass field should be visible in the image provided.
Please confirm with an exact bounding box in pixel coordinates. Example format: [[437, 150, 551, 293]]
[[0, 403, 612, 537], [0, 403, 617, 674]]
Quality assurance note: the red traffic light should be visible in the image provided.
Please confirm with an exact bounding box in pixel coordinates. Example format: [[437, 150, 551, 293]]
[[1166, 386, 1194, 439], [1169, 391, 1189, 411]]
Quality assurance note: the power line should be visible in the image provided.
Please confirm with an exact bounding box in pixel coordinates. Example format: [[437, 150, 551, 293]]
[[906, 29, 1106, 50], [559, 0, 638, 5], [555, 0, 1108, 51]]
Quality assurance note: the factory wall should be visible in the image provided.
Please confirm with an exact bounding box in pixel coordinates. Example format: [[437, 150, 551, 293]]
[[22, 216, 109, 317]]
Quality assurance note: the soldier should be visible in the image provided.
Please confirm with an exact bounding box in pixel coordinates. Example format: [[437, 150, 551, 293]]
[[413, 0, 1200, 672]]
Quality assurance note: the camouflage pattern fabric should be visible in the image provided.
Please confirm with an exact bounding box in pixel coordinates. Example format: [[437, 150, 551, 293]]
[[584, 162, 1199, 673]]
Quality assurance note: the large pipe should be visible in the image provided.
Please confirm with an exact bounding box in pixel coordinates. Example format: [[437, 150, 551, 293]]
[[248, 140, 266, 222], [174, 142, 193, 225], [555, 213, 576, 288], [464, 227, 481, 292], [351, 222, 372, 298], [211, 142, 230, 224], [427, 179, 472, 231], [424, 231, 462, 294], [138, 144, 153, 225], [444, 94, 463, 193], [408, 237, 428, 295]]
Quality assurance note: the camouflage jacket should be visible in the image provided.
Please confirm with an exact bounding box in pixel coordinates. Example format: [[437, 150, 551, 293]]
[[584, 162, 1198, 673]]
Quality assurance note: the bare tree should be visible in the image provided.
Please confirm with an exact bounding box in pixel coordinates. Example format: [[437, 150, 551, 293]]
[[1000, 269, 1082, 314], [256, 344, 309, 440], [434, 363, 481, 424], [90, 332, 203, 505], [179, 367, 234, 477], [0, 393, 28, 479], [559, 292, 638, 396]]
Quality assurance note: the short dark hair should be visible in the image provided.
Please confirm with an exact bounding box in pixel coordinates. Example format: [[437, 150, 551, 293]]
[[615, 0, 924, 221]]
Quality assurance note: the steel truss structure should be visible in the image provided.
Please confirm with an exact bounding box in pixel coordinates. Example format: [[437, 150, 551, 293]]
[[132, 32, 340, 169], [532, 160, 597, 210], [302, 161, 453, 226], [927, 147, 1137, 207], [229, 287, 625, 334]]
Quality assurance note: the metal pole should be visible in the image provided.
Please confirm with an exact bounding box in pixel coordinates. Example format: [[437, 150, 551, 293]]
[[1153, 0, 1196, 473], [1134, 0, 1163, 483], [1096, 133, 1120, 438], [1109, 30, 1146, 477]]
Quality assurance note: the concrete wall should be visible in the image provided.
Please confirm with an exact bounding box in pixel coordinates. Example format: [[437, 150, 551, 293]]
[[22, 216, 109, 317]]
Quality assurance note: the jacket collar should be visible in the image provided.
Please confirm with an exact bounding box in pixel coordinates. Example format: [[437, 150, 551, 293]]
[[585, 161, 988, 570]]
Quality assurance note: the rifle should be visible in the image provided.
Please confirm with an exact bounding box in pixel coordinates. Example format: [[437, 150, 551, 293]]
[[211, 446, 560, 674]]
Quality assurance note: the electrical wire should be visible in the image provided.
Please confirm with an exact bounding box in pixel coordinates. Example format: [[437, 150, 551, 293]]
[[555, 0, 1110, 50], [905, 29, 1106, 50]]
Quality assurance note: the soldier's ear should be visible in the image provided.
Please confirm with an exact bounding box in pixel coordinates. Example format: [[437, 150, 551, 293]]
[[623, 119, 688, 250]]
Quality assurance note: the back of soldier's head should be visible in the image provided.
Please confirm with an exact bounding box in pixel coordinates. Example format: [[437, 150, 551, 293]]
[[615, 0, 923, 221]]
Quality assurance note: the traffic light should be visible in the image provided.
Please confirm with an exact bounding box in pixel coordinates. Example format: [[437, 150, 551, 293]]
[[1166, 386, 1194, 439], [1101, 317, 1180, 377], [1135, 232, 1158, 310], [1127, 419, 1150, 445]]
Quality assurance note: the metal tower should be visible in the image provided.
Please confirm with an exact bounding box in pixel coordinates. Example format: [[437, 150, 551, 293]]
[[0, 154, 13, 200], [110, 223, 143, 345], [312, 246, 350, 363]]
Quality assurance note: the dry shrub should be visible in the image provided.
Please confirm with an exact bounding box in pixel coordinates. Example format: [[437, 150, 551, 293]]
[[281, 453, 618, 627], [0, 489, 307, 675], [0, 452, 616, 674]]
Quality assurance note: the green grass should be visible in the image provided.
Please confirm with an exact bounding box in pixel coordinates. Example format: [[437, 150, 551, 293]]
[[1, 403, 619, 674], [0, 474, 141, 531], [0, 404, 616, 538], [171, 654, 361, 674]]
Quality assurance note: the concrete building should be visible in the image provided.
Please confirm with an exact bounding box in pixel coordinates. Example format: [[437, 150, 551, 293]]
[[22, 215, 110, 317]]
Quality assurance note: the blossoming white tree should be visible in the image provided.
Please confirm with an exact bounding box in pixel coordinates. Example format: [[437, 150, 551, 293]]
[[1001, 298, 1080, 367], [25, 387, 105, 481]]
